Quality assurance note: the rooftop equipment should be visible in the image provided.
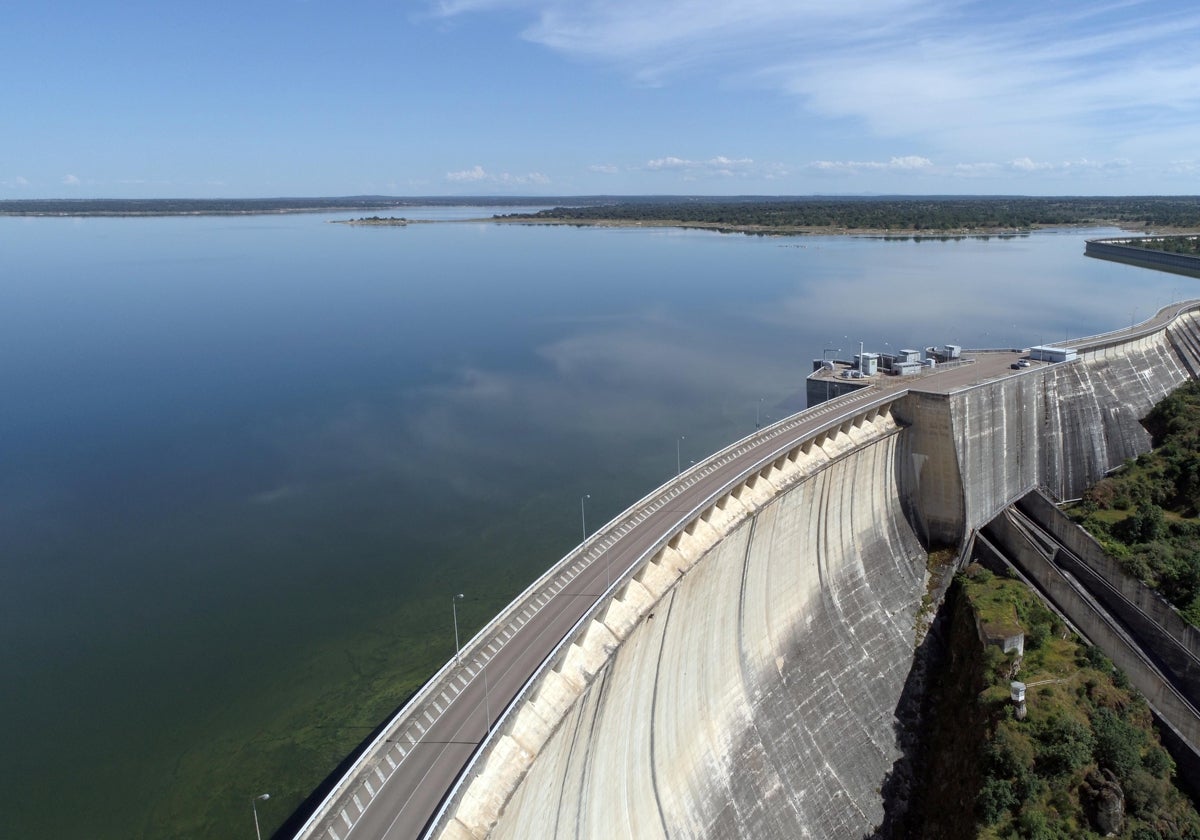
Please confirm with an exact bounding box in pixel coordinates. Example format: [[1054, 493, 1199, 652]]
[[1028, 345, 1078, 363]]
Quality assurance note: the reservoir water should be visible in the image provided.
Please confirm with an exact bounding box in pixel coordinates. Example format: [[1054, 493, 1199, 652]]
[[0, 212, 1181, 838]]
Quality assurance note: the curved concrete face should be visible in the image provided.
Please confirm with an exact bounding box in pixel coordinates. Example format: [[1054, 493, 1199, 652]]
[[469, 428, 926, 840]]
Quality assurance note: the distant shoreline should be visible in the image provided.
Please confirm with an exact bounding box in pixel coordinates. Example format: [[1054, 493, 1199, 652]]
[[0, 196, 562, 218], [486, 215, 1038, 237], [4, 196, 1198, 238], [484, 216, 1200, 238]]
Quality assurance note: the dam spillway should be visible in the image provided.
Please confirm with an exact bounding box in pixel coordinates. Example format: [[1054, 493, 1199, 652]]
[[298, 302, 1200, 840]]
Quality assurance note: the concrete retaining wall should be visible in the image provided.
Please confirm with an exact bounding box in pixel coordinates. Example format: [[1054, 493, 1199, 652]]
[[1085, 239, 1200, 279], [981, 509, 1200, 754], [1016, 492, 1200, 668]]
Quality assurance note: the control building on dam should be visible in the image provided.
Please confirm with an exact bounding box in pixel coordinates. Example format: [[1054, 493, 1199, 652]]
[[296, 301, 1200, 840]]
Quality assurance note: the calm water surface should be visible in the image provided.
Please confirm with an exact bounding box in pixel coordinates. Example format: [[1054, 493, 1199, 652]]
[[0, 214, 1181, 838]]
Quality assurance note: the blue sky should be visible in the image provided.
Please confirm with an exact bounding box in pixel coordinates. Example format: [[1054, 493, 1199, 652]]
[[4, 0, 1200, 197]]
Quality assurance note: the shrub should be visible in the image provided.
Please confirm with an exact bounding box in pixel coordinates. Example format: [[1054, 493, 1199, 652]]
[[1124, 767, 1167, 817], [1027, 622, 1051, 650], [1035, 714, 1094, 777], [978, 777, 1016, 824], [1092, 707, 1144, 783], [1085, 646, 1112, 671], [1142, 744, 1174, 777]]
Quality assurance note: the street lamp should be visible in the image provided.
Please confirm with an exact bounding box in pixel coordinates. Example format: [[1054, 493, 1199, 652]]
[[452, 593, 465, 664], [252, 793, 270, 840], [676, 435, 686, 476], [756, 397, 763, 429], [580, 494, 590, 542]]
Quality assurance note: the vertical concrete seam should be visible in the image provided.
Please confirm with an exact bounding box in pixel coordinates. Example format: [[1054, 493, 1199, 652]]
[[647, 589, 679, 840]]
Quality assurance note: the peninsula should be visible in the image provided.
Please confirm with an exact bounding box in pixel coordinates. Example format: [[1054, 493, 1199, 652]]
[[492, 196, 1200, 237]]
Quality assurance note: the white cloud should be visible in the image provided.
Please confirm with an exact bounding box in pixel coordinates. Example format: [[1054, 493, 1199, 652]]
[[645, 155, 754, 173], [445, 165, 550, 185], [62, 174, 81, 186], [15, 175, 29, 186], [588, 163, 619, 174], [809, 156, 932, 174], [889, 155, 933, 170], [1010, 157, 1053, 173], [447, 165, 490, 182], [1008, 157, 1130, 174], [429, 1, 1200, 180]]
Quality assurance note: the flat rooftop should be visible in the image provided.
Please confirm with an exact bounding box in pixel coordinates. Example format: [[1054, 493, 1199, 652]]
[[809, 350, 1054, 397]]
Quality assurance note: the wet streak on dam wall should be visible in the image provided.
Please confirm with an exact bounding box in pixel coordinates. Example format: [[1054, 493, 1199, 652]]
[[435, 306, 1200, 840]]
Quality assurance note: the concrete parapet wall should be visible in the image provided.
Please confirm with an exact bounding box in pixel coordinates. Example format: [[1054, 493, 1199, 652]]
[[439, 414, 926, 839]]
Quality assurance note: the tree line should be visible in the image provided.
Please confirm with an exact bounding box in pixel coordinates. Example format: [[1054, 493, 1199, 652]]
[[502, 196, 1200, 231]]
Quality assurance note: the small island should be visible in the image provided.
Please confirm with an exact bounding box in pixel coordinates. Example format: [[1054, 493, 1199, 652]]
[[333, 215, 408, 226]]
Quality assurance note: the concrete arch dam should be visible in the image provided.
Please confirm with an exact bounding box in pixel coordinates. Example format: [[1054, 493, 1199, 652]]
[[437, 304, 1200, 840], [296, 303, 1200, 840]]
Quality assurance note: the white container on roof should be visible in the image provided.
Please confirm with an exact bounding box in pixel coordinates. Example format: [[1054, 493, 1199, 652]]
[[1029, 345, 1077, 363]]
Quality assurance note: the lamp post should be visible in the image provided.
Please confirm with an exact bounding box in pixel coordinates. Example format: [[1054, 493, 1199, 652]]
[[452, 593, 464, 664], [756, 397, 763, 429], [252, 793, 270, 840], [676, 435, 686, 476], [580, 494, 590, 542]]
